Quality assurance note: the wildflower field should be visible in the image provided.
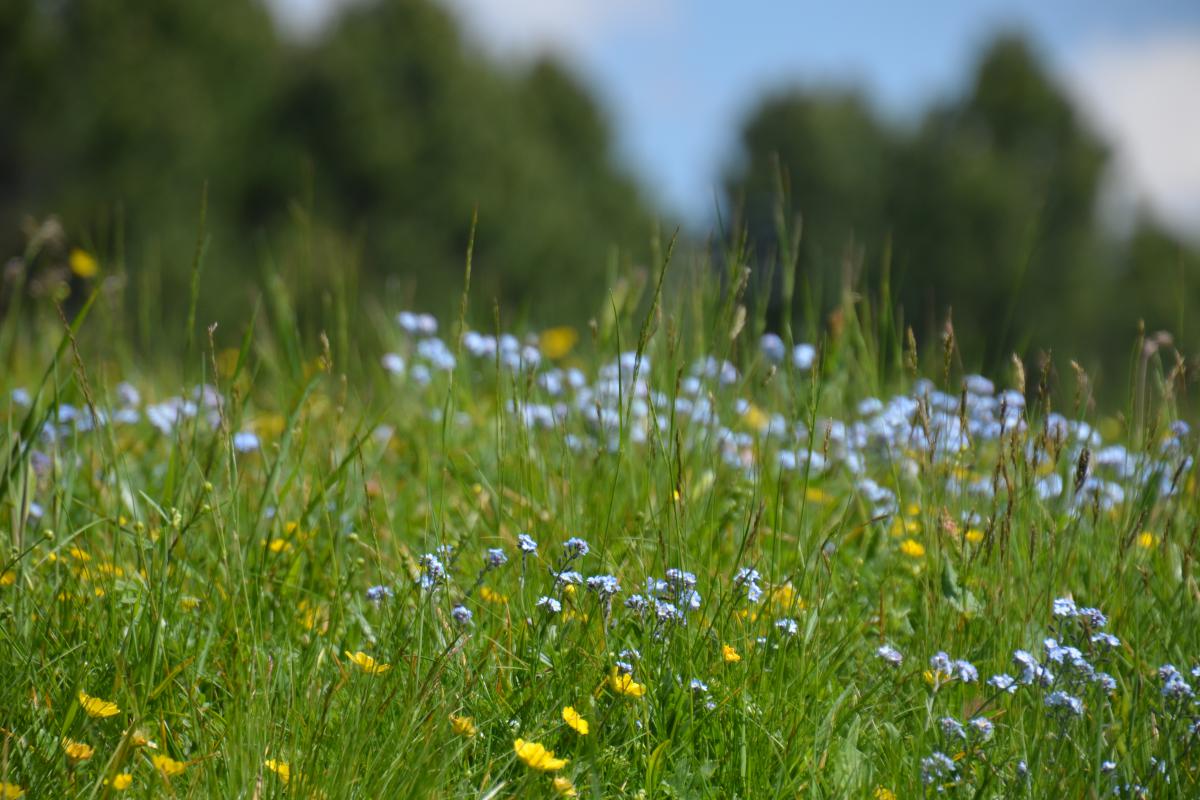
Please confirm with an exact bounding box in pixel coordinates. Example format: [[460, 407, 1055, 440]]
[[2, 263, 1200, 799]]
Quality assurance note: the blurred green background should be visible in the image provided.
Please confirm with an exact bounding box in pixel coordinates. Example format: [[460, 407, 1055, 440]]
[[2, 0, 1198, 390]]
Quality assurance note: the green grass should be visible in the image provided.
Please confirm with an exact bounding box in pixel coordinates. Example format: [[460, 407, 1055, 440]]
[[0, 257, 1198, 799]]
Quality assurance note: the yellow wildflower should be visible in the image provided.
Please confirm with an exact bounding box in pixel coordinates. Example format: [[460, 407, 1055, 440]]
[[923, 668, 952, 687], [152, 754, 186, 778], [513, 738, 568, 772], [264, 759, 291, 784], [1138, 531, 1157, 549], [771, 582, 794, 605], [741, 403, 769, 432], [965, 529, 984, 544], [608, 670, 646, 698], [345, 650, 391, 675], [450, 714, 477, 738], [0, 570, 14, 587], [78, 690, 120, 719], [873, 787, 896, 800], [562, 706, 589, 735], [722, 644, 742, 663], [480, 586, 508, 604], [105, 774, 133, 790], [552, 776, 579, 797], [62, 738, 94, 761], [268, 538, 292, 554], [899, 538, 925, 558], [804, 486, 832, 504], [69, 248, 99, 278], [0, 783, 24, 799], [539, 326, 579, 360]]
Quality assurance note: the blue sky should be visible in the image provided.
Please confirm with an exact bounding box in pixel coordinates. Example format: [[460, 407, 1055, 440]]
[[275, 0, 1200, 236]]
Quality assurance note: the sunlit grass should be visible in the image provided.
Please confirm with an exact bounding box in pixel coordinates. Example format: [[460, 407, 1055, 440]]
[[1, 258, 1198, 798]]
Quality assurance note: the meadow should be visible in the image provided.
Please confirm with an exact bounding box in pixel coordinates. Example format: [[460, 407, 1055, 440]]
[[1, 254, 1199, 799]]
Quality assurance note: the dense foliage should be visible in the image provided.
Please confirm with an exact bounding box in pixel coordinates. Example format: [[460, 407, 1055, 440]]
[[0, 0, 652, 334]]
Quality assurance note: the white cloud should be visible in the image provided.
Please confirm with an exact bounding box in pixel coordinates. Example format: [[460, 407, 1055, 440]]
[[436, 0, 673, 56], [266, 0, 351, 37], [1066, 35, 1200, 239]]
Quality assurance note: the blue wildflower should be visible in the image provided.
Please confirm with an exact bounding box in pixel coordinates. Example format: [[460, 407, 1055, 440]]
[[555, 570, 583, 586], [624, 594, 649, 613], [664, 568, 697, 589], [1045, 691, 1084, 716], [1052, 597, 1078, 618], [419, 553, 447, 591], [366, 585, 394, 602], [564, 537, 590, 557], [585, 574, 620, 597], [987, 673, 1018, 693], [968, 717, 994, 741], [653, 599, 684, 624], [952, 659, 979, 683], [232, 431, 260, 452], [939, 716, 967, 741], [759, 333, 786, 363], [876, 644, 904, 667], [920, 751, 957, 785]]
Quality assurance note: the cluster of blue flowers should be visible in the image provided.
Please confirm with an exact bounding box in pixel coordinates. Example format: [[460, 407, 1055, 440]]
[[363, 310, 1197, 552], [899, 596, 1200, 794]]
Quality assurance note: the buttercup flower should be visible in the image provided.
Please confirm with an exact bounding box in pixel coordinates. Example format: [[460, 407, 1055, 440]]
[[62, 738, 94, 761], [514, 738, 568, 772], [562, 706, 589, 735], [609, 670, 647, 698], [78, 690, 121, 718], [345, 650, 391, 674], [552, 776, 579, 797], [450, 714, 478, 737], [264, 760, 291, 784], [152, 754, 187, 778]]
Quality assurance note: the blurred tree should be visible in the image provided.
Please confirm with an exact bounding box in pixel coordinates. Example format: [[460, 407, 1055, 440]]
[[723, 89, 894, 320], [271, 1, 650, 318], [724, 33, 1200, 384], [890, 35, 1110, 365], [0, 0, 652, 342]]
